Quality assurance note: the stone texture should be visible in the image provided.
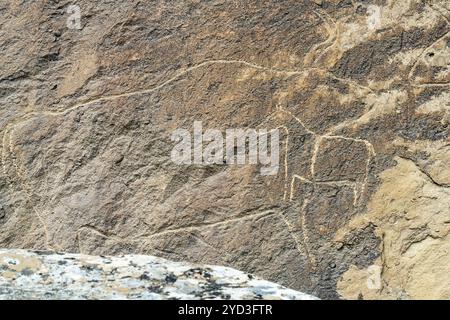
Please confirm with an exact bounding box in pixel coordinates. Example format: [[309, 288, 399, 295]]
[[0, 249, 317, 300], [0, 0, 449, 299]]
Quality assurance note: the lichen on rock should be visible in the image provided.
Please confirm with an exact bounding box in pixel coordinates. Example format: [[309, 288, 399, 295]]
[[0, 249, 317, 300]]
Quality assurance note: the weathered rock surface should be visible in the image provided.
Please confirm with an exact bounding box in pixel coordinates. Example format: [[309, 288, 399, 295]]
[[0, 0, 449, 299], [0, 249, 317, 300]]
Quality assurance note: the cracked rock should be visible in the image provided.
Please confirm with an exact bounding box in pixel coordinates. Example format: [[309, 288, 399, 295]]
[[0, 0, 449, 299]]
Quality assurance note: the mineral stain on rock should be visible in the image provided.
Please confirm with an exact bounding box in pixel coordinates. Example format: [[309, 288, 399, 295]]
[[0, 0, 449, 299]]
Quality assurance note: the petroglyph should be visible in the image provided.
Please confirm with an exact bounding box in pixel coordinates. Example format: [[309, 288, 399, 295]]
[[1, 0, 449, 300], [0, 58, 376, 261]]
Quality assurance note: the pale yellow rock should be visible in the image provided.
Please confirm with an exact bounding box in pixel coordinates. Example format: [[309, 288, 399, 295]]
[[337, 157, 450, 300]]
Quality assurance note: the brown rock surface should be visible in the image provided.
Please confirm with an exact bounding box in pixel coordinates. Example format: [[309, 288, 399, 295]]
[[0, 0, 448, 299]]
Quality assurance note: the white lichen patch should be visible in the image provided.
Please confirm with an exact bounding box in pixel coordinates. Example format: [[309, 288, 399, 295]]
[[0, 249, 318, 300]]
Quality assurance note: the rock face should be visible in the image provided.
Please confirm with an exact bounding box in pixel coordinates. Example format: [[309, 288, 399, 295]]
[[0, 0, 448, 299], [0, 249, 317, 300]]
